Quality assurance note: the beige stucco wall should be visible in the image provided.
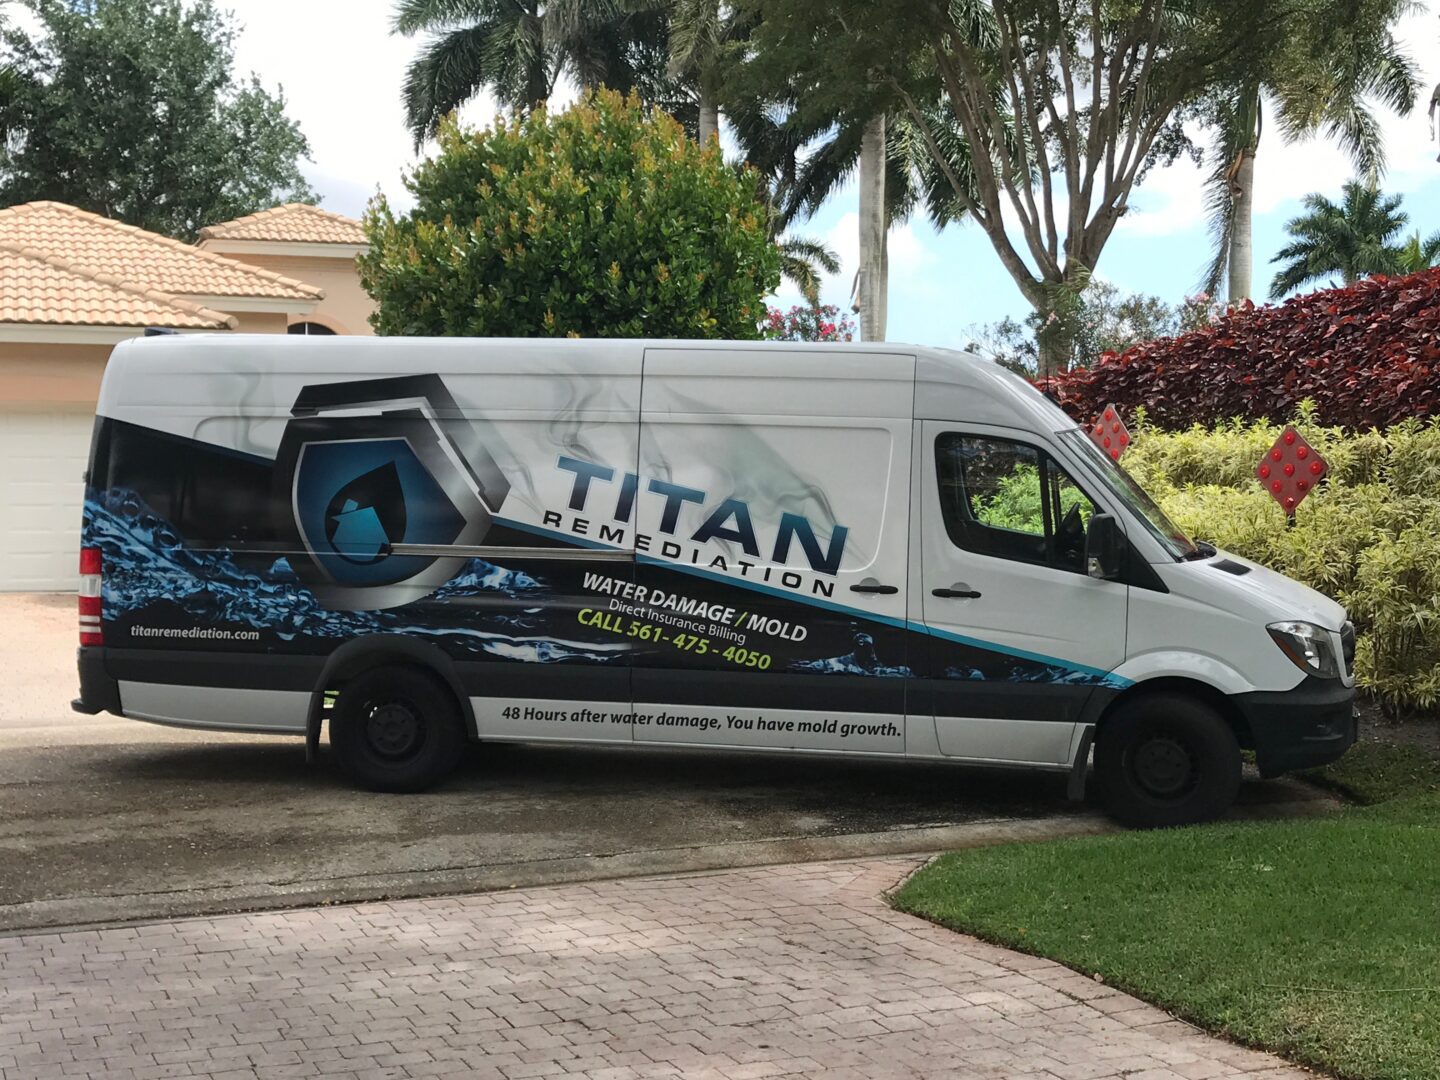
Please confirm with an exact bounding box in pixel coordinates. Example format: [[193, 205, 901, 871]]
[[0, 342, 110, 406], [225, 254, 375, 336]]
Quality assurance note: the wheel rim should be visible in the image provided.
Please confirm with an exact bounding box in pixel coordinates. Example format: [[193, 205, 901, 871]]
[[363, 699, 425, 761], [1130, 734, 1196, 799]]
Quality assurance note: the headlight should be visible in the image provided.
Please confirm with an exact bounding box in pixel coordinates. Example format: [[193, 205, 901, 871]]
[[1267, 621, 1341, 679]]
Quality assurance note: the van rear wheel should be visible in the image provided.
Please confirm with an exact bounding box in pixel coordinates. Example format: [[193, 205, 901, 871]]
[[331, 666, 463, 793], [1095, 693, 1241, 828]]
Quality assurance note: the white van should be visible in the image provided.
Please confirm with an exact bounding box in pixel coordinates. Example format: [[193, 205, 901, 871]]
[[74, 336, 1356, 826]]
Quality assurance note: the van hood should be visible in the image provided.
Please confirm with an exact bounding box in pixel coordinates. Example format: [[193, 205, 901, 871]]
[[1156, 549, 1347, 631]]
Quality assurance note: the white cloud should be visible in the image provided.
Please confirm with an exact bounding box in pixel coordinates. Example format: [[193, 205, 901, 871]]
[[226, 0, 501, 217]]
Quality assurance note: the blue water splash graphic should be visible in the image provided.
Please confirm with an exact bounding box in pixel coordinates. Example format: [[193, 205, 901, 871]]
[[84, 488, 624, 665], [942, 662, 1123, 687], [790, 632, 912, 678]]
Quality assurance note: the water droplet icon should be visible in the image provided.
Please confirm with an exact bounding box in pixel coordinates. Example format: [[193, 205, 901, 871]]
[[324, 461, 408, 564]]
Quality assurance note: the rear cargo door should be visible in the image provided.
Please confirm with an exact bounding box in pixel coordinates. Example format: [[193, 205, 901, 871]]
[[630, 347, 914, 754]]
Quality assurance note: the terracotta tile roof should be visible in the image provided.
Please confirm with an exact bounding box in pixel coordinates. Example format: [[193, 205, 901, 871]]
[[0, 241, 237, 329], [0, 201, 323, 300], [200, 202, 368, 245]]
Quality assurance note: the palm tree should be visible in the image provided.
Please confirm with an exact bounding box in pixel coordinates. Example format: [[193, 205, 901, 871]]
[[1269, 182, 1408, 297], [735, 102, 976, 342], [1200, 6, 1418, 302], [1394, 230, 1440, 274], [666, 0, 723, 144], [393, 0, 667, 146]]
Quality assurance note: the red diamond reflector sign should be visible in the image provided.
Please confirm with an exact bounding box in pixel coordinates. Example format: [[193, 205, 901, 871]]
[[1256, 425, 1327, 513], [1088, 404, 1130, 460]]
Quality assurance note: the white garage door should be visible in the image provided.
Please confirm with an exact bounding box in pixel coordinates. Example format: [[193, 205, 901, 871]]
[[0, 408, 94, 591]]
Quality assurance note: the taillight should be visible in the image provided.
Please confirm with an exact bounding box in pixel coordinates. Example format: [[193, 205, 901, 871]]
[[79, 546, 103, 646]]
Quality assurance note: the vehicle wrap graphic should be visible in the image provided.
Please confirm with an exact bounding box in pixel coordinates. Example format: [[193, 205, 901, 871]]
[[83, 373, 1128, 704], [274, 374, 509, 610]]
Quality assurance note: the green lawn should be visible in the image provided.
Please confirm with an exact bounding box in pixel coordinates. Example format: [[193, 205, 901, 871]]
[[892, 753, 1440, 1080]]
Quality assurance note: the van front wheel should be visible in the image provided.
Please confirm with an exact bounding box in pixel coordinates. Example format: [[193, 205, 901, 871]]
[[1095, 694, 1241, 828], [330, 666, 464, 793]]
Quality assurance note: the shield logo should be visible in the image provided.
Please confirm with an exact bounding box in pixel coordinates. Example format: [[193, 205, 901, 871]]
[[274, 374, 509, 611]]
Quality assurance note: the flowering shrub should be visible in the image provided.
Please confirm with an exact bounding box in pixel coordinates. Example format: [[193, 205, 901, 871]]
[[763, 304, 856, 342], [1052, 269, 1440, 429]]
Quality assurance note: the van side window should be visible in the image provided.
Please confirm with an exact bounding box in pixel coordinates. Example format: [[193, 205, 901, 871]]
[[100, 419, 278, 551], [935, 434, 1096, 572]]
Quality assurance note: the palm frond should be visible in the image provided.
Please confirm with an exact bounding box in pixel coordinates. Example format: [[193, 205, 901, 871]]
[[1323, 99, 1385, 184], [1359, 35, 1420, 115], [392, 0, 490, 37], [783, 123, 864, 225], [666, 0, 721, 79], [776, 234, 839, 306], [779, 236, 840, 275], [401, 22, 502, 146]]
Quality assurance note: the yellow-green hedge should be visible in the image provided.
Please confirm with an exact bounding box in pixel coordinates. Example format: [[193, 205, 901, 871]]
[[1125, 408, 1440, 715]]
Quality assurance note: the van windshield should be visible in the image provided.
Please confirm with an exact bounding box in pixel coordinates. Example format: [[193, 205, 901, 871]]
[[1057, 429, 1199, 561]]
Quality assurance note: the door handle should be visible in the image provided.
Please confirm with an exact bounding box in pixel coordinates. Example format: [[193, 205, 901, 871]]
[[932, 587, 982, 599], [849, 582, 898, 595]]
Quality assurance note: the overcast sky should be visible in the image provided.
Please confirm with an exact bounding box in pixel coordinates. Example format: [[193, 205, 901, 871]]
[[227, 0, 1440, 347]]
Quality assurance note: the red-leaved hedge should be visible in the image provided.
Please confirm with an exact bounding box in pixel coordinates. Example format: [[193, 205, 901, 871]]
[[1051, 268, 1440, 430]]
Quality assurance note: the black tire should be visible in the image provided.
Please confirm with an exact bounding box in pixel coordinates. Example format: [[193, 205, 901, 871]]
[[330, 665, 464, 793], [1095, 693, 1241, 828]]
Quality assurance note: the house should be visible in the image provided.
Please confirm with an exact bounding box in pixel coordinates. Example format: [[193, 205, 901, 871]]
[[0, 200, 373, 591], [197, 203, 373, 336]]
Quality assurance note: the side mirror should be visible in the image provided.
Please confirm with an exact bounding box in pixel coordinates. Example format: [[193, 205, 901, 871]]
[[1085, 513, 1124, 581]]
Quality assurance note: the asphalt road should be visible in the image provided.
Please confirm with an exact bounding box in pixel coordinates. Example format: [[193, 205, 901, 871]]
[[0, 593, 1333, 933]]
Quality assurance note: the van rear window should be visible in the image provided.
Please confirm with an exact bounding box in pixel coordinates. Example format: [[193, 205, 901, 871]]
[[93, 419, 279, 550]]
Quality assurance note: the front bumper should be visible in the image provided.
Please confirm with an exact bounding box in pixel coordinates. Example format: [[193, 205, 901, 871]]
[[73, 646, 122, 716], [1232, 677, 1358, 777]]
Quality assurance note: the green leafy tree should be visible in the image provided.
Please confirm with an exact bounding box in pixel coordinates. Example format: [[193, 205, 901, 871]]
[[394, 2, 831, 313], [966, 281, 1218, 375], [1269, 181, 1409, 297], [360, 90, 780, 338], [730, 0, 1376, 376], [0, 0, 315, 240]]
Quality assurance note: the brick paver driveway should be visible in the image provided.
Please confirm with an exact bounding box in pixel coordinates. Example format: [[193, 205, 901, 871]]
[[0, 858, 1305, 1080]]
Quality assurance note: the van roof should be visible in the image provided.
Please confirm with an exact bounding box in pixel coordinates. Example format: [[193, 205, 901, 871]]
[[104, 334, 1076, 433]]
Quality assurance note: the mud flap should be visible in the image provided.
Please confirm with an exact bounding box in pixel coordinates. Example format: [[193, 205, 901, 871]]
[[1067, 724, 1095, 801]]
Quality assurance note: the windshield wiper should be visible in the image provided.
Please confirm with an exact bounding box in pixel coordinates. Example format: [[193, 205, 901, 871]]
[[1182, 540, 1216, 561]]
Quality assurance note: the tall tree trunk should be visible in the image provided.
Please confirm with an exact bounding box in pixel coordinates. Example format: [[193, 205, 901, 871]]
[[857, 114, 887, 342], [1037, 320, 1072, 381], [1227, 148, 1255, 303], [697, 93, 719, 146]]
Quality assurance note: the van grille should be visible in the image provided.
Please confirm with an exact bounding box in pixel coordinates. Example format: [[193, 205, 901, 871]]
[[1340, 621, 1356, 678]]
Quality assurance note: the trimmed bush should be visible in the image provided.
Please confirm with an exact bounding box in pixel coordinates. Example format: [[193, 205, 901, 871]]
[[1053, 269, 1440, 429], [360, 90, 780, 338], [1127, 414, 1440, 714]]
